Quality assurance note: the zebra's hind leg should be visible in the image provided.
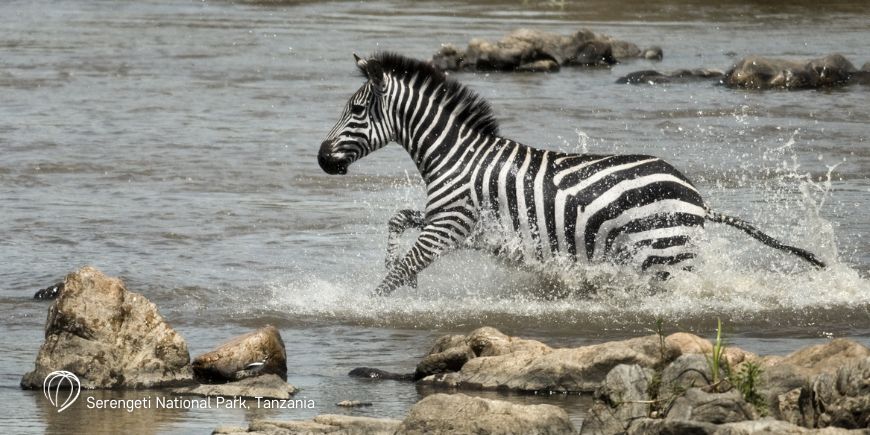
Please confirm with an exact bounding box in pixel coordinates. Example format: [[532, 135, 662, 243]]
[[374, 220, 468, 296], [385, 209, 425, 288]]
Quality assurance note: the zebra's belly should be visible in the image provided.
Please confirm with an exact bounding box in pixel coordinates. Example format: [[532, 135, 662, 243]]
[[469, 212, 702, 271]]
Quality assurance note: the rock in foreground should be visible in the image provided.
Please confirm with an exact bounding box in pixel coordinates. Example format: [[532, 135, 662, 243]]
[[21, 266, 192, 389], [416, 326, 692, 392], [192, 325, 287, 383], [174, 374, 296, 400], [214, 393, 574, 435], [398, 393, 575, 434], [432, 28, 661, 72]]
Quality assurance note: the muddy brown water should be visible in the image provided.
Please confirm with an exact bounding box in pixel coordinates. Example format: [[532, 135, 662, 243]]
[[1, 0, 869, 433]]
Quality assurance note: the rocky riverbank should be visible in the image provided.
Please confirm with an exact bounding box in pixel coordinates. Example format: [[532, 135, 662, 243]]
[[23, 268, 870, 434]]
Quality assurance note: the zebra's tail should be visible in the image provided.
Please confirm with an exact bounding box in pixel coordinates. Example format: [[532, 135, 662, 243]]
[[704, 208, 826, 268]]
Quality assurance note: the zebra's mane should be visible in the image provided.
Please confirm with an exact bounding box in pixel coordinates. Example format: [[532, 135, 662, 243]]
[[370, 52, 500, 136]]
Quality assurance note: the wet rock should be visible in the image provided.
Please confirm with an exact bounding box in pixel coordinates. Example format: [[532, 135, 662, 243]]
[[419, 327, 680, 392], [397, 393, 576, 434], [714, 418, 861, 434], [336, 400, 372, 407], [659, 354, 716, 397], [666, 388, 757, 424], [218, 415, 402, 434], [21, 266, 192, 389], [724, 54, 859, 89], [581, 364, 654, 435], [777, 387, 817, 428], [627, 417, 861, 434], [174, 373, 295, 400], [810, 356, 870, 429], [33, 281, 64, 300], [617, 68, 724, 85], [192, 325, 287, 383], [643, 46, 664, 61], [626, 418, 717, 434], [763, 338, 870, 420], [432, 28, 661, 72], [516, 59, 560, 72], [349, 367, 414, 381]]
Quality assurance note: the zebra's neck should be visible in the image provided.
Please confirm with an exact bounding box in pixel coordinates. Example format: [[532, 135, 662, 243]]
[[386, 75, 500, 185]]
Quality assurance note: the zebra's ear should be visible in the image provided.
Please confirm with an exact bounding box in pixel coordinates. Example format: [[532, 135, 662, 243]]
[[364, 59, 385, 93], [354, 53, 367, 72]]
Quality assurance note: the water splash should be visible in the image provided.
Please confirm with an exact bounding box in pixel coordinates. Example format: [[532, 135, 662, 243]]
[[259, 130, 870, 332]]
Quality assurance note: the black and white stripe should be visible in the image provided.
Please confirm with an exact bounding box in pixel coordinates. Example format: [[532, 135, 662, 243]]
[[318, 52, 825, 295]]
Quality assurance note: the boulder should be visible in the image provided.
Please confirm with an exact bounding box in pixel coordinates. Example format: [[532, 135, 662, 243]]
[[396, 393, 576, 435], [216, 415, 402, 434], [33, 281, 64, 300], [192, 325, 287, 383], [21, 266, 192, 389], [432, 28, 661, 72], [724, 54, 858, 89], [627, 417, 861, 434], [763, 338, 870, 422], [666, 388, 757, 424], [581, 364, 654, 435], [420, 328, 682, 392], [173, 374, 296, 400], [810, 356, 870, 429], [659, 353, 714, 397]]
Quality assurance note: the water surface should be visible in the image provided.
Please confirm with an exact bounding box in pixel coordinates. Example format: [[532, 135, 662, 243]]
[[1, 0, 869, 433]]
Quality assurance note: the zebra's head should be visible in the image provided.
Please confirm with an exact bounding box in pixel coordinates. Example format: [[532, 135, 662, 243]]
[[318, 54, 392, 175]]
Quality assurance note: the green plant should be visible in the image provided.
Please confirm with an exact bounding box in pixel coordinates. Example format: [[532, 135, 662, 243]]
[[733, 361, 768, 416], [706, 318, 729, 392]]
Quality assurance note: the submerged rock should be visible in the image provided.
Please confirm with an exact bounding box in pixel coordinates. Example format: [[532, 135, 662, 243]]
[[21, 266, 192, 389], [432, 28, 662, 72], [33, 281, 64, 300], [192, 325, 287, 383], [174, 373, 296, 400], [724, 54, 860, 89], [616, 68, 724, 85], [397, 393, 576, 435]]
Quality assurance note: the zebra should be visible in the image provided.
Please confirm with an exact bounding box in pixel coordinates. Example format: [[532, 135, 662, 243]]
[[317, 52, 826, 296]]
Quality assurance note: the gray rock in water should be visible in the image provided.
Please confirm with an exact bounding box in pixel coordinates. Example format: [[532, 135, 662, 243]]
[[432, 28, 659, 72], [419, 327, 680, 393], [21, 267, 192, 389], [724, 54, 858, 89], [666, 388, 757, 424], [617, 69, 724, 85], [174, 373, 296, 400], [192, 325, 287, 383], [33, 281, 63, 300], [397, 393, 576, 435]]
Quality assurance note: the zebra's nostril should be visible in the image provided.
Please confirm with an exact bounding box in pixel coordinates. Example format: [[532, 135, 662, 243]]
[[318, 141, 349, 175]]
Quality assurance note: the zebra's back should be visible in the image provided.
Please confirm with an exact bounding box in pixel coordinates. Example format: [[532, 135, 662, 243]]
[[468, 141, 707, 271]]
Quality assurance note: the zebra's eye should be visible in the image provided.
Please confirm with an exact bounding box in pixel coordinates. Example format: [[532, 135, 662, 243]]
[[350, 104, 367, 115]]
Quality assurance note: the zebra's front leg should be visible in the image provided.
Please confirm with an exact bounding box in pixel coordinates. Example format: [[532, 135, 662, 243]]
[[385, 209, 425, 288], [374, 221, 466, 296]]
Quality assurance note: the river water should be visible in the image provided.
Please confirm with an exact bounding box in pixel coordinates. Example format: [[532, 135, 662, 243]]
[[1, 0, 868, 433]]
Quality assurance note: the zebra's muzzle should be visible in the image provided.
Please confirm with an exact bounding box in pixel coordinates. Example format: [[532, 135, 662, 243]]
[[318, 140, 350, 175]]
